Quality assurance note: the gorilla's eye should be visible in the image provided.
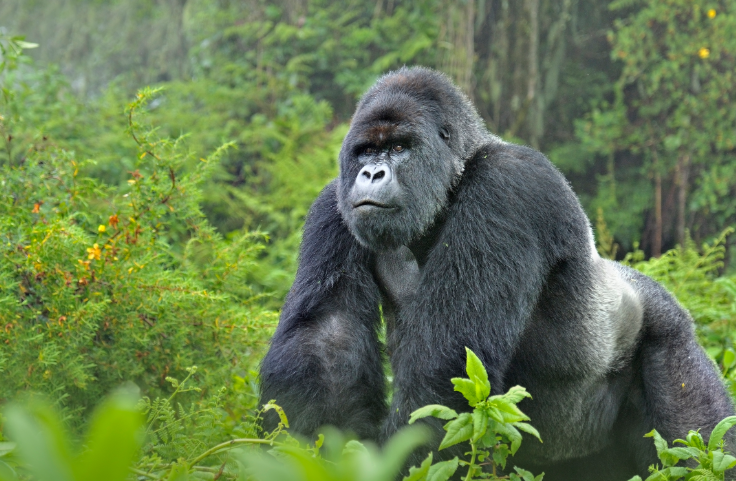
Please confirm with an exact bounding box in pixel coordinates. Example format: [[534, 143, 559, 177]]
[[392, 145, 404, 153], [364, 147, 376, 155]]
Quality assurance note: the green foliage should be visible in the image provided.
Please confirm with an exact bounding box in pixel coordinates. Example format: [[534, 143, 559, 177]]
[[627, 416, 736, 481], [578, 0, 736, 247], [0, 388, 142, 481], [0, 86, 276, 421], [409, 348, 543, 481]]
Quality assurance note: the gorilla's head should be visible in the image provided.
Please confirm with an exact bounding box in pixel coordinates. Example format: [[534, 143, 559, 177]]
[[337, 67, 494, 251]]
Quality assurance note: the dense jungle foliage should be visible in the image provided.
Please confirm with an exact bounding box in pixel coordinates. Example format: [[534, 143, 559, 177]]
[[1, 0, 736, 479]]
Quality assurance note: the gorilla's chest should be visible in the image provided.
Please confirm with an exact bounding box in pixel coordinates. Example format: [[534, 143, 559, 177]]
[[373, 246, 420, 310]]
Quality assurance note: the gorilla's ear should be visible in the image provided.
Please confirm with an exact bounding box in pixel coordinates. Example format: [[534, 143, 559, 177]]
[[440, 127, 451, 143]]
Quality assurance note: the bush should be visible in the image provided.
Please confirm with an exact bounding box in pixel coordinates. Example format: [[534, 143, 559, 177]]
[[0, 87, 276, 422]]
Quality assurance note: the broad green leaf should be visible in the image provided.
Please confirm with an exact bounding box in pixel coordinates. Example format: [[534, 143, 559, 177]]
[[645, 430, 670, 458], [375, 425, 431, 481], [426, 457, 459, 481], [74, 389, 143, 481], [503, 386, 533, 404], [4, 401, 75, 481], [486, 405, 504, 423], [403, 453, 432, 481], [409, 405, 458, 424], [491, 398, 529, 422], [439, 413, 473, 450], [341, 439, 368, 457], [495, 423, 523, 455], [472, 410, 488, 441], [708, 416, 736, 451], [644, 466, 688, 481], [464, 348, 491, 401], [511, 466, 539, 481], [513, 422, 542, 442], [492, 443, 510, 470], [452, 378, 482, 406], [661, 446, 698, 461], [712, 450, 736, 473], [723, 349, 736, 370], [626, 477, 643, 481]]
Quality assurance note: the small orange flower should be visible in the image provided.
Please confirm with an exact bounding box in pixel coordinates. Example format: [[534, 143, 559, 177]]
[[86, 243, 102, 260], [109, 214, 119, 228], [699, 47, 710, 59], [31, 202, 41, 213], [708, 9, 716, 18]]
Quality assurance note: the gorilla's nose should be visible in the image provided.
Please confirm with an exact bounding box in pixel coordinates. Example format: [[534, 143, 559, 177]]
[[356, 164, 392, 188]]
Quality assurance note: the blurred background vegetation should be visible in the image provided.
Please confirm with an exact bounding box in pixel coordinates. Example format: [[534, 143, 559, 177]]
[[0, 0, 735, 478]]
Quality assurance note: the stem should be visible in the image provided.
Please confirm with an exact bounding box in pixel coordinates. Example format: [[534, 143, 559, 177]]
[[464, 441, 478, 481], [188, 438, 276, 467]]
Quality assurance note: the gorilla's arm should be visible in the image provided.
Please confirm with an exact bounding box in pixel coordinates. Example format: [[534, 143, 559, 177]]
[[384, 144, 590, 439], [259, 182, 387, 440]]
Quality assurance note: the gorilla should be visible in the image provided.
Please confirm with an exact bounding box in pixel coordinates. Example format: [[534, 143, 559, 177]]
[[259, 67, 734, 480]]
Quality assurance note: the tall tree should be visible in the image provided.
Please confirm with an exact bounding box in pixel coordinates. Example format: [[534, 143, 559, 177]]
[[578, 0, 736, 255]]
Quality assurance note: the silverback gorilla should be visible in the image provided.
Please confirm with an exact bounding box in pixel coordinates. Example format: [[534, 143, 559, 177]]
[[259, 67, 734, 480]]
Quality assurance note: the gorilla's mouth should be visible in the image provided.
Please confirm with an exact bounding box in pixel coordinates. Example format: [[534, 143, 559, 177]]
[[353, 200, 396, 210]]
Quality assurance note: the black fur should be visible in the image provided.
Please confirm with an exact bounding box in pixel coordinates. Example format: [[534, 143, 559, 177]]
[[259, 67, 734, 480]]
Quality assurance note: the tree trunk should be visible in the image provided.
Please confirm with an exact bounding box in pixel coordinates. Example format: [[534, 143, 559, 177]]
[[525, 0, 539, 147], [653, 161, 662, 258], [675, 154, 690, 246]]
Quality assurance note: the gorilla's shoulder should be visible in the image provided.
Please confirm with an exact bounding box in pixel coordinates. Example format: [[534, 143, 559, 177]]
[[461, 141, 580, 208], [469, 141, 564, 177]]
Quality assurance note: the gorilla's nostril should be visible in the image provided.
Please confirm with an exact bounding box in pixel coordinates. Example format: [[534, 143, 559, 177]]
[[373, 170, 385, 182], [361, 170, 371, 179]]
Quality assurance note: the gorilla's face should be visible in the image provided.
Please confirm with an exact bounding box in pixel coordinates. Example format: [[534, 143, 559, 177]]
[[336, 93, 458, 251]]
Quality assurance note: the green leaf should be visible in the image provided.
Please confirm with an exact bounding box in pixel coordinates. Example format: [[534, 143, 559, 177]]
[[645, 430, 672, 464], [4, 401, 75, 481], [464, 348, 491, 401], [493, 443, 510, 470], [452, 378, 482, 406], [409, 405, 458, 424], [513, 422, 542, 442], [627, 477, 643, 481], [661, 447, 698, 461], [495, 422, 523, 455], [723, 349, 736, 370], [439, 413, 474, 450], [0, 461, 17, 481], [375, 425, 431, 481], [15, 41, 38, 49], [0, 444, 15, 458], [491, 398, 529, 423], [511, 466, 540, 481], [472, 410, 488, 442], [426, 457, 459, 481], [168, 463, 190, 481], [503, 386, 533, 404], [708, 416, 736, 451], [74, 389, 143, 481], [644, 466, 688, 480], [711, 450, 736, 473], [403, 453, 432, 481]]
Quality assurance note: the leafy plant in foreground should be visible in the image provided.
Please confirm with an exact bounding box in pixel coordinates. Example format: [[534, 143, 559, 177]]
[[407, 347, 543, 481], [0, 388, 141, 481], [628, 416, 736, 481]]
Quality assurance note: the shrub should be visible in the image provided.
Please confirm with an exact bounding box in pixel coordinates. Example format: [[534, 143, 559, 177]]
[[0, 87, 276, 421]]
